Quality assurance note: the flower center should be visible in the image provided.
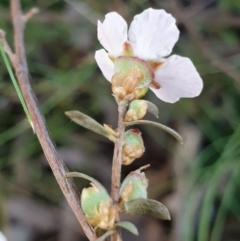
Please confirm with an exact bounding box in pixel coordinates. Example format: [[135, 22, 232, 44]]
[[111, 56, 162, 101], [114, 56, 154, 89]]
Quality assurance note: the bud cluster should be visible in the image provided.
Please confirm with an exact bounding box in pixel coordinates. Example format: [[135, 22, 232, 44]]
[[80, 166, 150, 231], [81, 183, 116, 230], [122, 129, 145, 165], [125, 100, 148, 122]]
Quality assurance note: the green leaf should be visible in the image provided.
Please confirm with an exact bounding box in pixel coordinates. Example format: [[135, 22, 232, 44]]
[[65, 110, 116, 142], [115, 221, 139, 235], [144, 100, 159, 118], [65, 172, 108, 193], [125, 120, 183, 144], [123, 198, 171, 220], [95, 230, 115, 241]]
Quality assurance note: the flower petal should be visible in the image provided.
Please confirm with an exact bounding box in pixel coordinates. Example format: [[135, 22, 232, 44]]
[[128, 8, 179, 60], [150, 55, 203, 103], [95, 49, 114, 82], [0, 232, 7, 241], [98, 12, 128, 57]]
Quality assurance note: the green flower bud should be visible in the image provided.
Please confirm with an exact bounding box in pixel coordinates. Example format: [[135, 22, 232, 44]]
[[125, 100, 148, 122], [122, 129, 145, 165], [81, 183, 116, 230], [119, 165, 149, 205]]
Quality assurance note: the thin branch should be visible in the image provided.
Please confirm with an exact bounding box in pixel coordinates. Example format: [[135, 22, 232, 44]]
[[5, 1, 96, 240], [23, 7, 39, 22], [110, 101, 127, 241], [0, 30, 16, 64], [170, 0, 240, 87]]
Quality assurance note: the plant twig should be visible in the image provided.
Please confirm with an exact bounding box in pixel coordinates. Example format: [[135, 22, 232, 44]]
[[2, 1, 96, 240], [0, 30, 16, 64], [111, 101, 127, 241], [23, 7, 39, 22]]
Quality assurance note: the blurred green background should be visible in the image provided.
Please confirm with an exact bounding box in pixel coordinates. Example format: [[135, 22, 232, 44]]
[[0, 0, 240, 241]]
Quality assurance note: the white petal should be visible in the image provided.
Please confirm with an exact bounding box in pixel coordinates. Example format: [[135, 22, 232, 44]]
[[0, 232, 7, 241], [95, 49, 114, 82], [150, 55, 203, 103], [128, 8, 179, 60], [97, 12, 128, 57]]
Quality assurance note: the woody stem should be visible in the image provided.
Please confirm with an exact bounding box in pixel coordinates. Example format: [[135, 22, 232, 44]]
[[111, 101, 127, 241]]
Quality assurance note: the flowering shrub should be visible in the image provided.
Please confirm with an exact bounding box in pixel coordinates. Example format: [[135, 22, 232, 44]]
[[65, 7, 203, 240]]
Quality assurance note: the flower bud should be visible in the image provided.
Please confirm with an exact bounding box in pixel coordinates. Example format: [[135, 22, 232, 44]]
[[111, 72, 127, 100], [112, 68, 144, 101], [122, 129, 145, 165], [81, 183, 116, 230], [125, 100, 148, 122], [122, 68, 143, 94], [119, 165, 149, 205]]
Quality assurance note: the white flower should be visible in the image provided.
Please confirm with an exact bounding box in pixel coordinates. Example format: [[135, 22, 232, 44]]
[[95, 8, 203, 103], [0, 232, 7, 241]]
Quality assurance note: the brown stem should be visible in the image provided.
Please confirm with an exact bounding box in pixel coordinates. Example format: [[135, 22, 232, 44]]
[[111, 101, 127, 241], [23, 7, 39, 22], [0, 30, 16, 64], [6, 1, 96, 240]]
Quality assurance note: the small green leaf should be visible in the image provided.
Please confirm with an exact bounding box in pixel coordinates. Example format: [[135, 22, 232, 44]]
[[115, 221, 139, 235], [144, 100, 159, 118], [95, 230, 116, 241], [125, 120, 183, 144], [123, 198, 171, 220], [65, 110, 116, 142], [65, 172, 108, 193]]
